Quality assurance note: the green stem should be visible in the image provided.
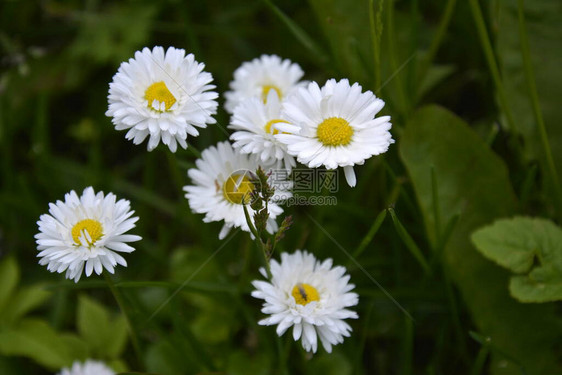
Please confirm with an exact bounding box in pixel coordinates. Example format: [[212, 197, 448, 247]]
[[104, 273, 143, 367], [468, 0, 518, 136], [516, 0, 562, 214], [425, 0, 457, 70], [352, 209, 387, 259], [470, 345, 490, 375], [386, 0, 409, 115], [388, 208, 431, 275], [242, 203, 271, 279], [369, 0, 384, 90], [430, 166, 441, 248]]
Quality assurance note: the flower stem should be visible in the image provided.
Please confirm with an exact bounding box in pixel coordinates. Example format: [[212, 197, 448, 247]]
[[468, 0, 518, 135], [242, 203, 272, 279], [104, 273, 143, 368]]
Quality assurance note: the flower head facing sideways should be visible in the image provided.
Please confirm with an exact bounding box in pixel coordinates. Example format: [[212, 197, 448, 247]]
[[183, 141, 291, 239], [229, 90, 296, 171]]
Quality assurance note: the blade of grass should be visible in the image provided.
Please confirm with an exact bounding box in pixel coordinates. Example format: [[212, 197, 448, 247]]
[[385, 0, 409, 116], [170, 298, 215, 372], [401, 316, 414, 375], [470, 345, 490, 375], [418, 0, 457, 90], [388, 208, 431, 275], [104, 273, 143, 370], [469, 331, 528, 375], [442, 265, 470, 364], [352, 209, 387, 259], [45, 280, 243, 293], [519, 163, 538, 209], [263, 0, 329, 65], [516, 0, 562, 216], [369, 0, 384, 90], [430, 166, 441, 248], [355, 299, 375, 373], [468, 0, 518, 136]]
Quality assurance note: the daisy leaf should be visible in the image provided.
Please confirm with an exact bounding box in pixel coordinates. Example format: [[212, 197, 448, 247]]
[[472, 216, 562, 303]]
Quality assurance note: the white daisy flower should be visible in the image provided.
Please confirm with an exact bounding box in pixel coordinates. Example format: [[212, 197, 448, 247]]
[[229, 90, 296, 171], [183, 141, 291, 240], [275, 79, 394, 187], [224, 54, 304, 114], [35, 187, 141, 283], [57, 360, 115, 375], [106, 46, 218, 152], [252, 250, 359, 353]]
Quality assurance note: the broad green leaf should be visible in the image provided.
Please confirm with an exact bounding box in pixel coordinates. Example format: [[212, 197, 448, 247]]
[[0, 318, 76, 369], [471, 217, 541, 273], [0, 257, 19, 314], [495, 0, 562, 201], [399, 105, 562, 374], [77, 294, 128, 359], [510, 274, 562, 303], [472, 217, 562, 302], [1, 285, 51, 326]]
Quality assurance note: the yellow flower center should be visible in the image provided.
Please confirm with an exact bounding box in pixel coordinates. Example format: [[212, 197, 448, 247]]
[[291, 283, 320, 306], [222, 174, 255, 205], [144, 81, 176, 111], [71, 219, 103, 246], [264, 119, 288, 135], [261, 84, 282, 102], [316, 117, 354, 146]]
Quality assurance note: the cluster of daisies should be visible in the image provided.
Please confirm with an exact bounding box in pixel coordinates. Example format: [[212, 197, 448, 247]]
[[35, 46, 393, 373]]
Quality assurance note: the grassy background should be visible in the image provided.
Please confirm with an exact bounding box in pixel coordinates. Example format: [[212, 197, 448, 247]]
[[1, 0, 561, 374]]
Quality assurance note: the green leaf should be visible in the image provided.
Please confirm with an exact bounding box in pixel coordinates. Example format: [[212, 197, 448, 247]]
[[510, 274, 562, 303], [77, 294, 128, 359], [0, 318, 77, 369], [472, 217, 562, 302], [0, 257, 19, 314], [399, 105, 562, 374], [2, 285, 51, 326]]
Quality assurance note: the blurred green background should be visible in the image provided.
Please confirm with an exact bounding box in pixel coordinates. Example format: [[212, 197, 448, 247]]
[[1, 0, 561, 374]]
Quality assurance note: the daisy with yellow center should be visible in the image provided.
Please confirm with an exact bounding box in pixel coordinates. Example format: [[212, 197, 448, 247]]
[[106, 46, 218, 152], [224, 54, 305, 114], [275, 79, 394, 187], [35, 187, 141, 283], [252, 250, 359, 353], [183, 141, 292, 240], [229, 90, 296, 171]]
